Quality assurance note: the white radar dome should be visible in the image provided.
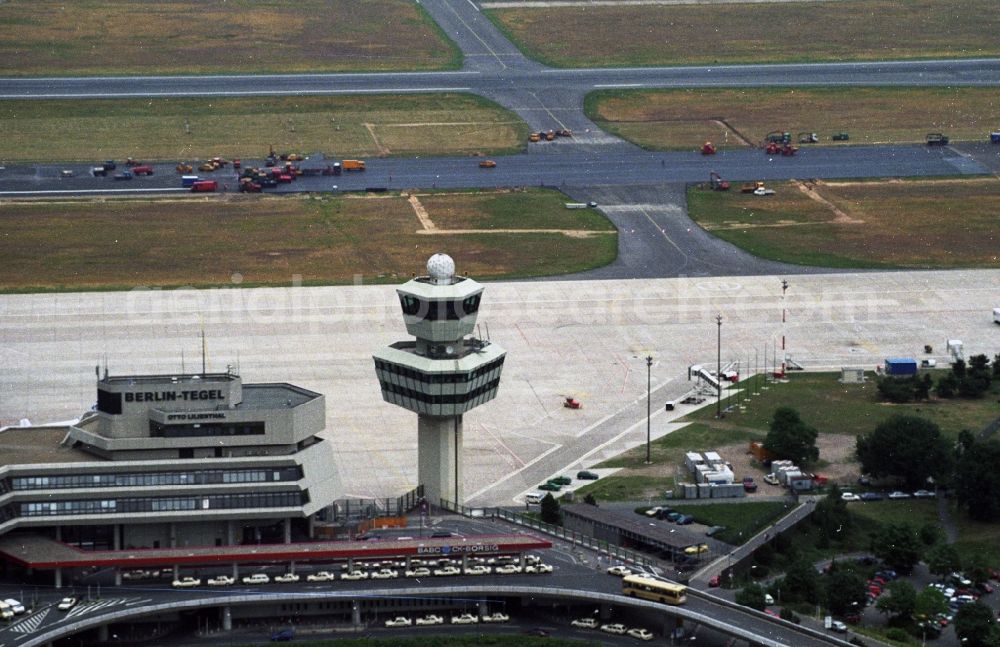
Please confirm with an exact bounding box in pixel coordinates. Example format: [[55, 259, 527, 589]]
[[427, 253, 456, 284]]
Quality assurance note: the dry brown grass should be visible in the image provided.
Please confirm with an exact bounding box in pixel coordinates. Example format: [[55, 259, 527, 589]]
[[587, 87, 1000, 149], [0, 0, 459, 75], [487, 0, 1000, 67]]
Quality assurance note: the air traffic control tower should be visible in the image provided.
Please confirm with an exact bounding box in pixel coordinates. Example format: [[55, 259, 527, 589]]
[[373, 254, 506, 505]]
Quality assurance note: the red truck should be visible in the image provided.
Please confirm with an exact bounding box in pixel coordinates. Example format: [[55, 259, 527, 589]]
[[131, 165, 154, 176], [191, 180, 217, 192]]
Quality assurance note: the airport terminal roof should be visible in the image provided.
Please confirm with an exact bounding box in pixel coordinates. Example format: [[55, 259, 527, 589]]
[[562, 504, 702, 549], [0, 426, 92, 465]]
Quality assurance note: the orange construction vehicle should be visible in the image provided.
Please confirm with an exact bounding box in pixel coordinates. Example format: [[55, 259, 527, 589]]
[[479, 160, 496, 168], [341, 160, 366, 171]]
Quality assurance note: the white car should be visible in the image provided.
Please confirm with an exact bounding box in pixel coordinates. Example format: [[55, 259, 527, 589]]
[[3, 599, 25, 615], [384, 616, 412, 628], [830, 620, 848, 633], [525, 563, 554, 574], [464, 565, 491, 575], [763, 473, 779, 485], [601, 623, 628, 635], [122, 569, 151, 581], [241, 573, 270, 585], [274, 573, 300, 583], [57, 597, 78, 611], [913, 489, 935, 498], [482, 612, 510, 623], [371, 569, 399, 579], [764, 593, 774, 605], [172, 576, 202, 588], [451, 613, 479, 625], [494, 564, 522, 574], [628, 628, 654, 641], [306, 571, 336, 582], [433, 566, 461, 576], [607, 565, 632, 577], [525, 554, 541, 565], [571, 617, 599, 629], [207, 575, 235, 586], [644, 506, 663, 517], [840, 492, 860, 502], [340, 570, 369, 581], [416, 614, 444, 626], [405, 567, 431, 577], [888, 491, 912, 499]]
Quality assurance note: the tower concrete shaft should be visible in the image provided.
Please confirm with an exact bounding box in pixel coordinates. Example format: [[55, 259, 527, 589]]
[[418, 415, 463, 505]]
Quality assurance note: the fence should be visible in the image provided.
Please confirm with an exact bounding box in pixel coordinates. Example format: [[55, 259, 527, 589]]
[[438, 499, 653, 569]]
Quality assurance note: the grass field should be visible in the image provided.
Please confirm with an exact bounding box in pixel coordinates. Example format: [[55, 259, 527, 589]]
[[0, 0, 459, 75], [0, 189, 617, 292], [683, 372, 1000, 441], [234, 638, 593, 647], [686, 178, 1000, 269], [669, 501, 793, 545], [0, 95, 529, 163], [597, 423, 756, 469], [572, 475, 675, 502], [486, 0, 1000, 68], [584, 88, 1000, 150]]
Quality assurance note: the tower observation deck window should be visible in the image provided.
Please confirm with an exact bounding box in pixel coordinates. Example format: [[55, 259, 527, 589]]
[[398, 294, 481, 321]]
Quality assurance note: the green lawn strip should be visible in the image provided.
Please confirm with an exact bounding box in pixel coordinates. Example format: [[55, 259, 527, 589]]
[[486, 1, 1000, 68], [597, 423, 758, 469], [584, 87, 1000, 149], [670, 501, 792, 545], [682, 372, 1000, 441], [418, 189, 616, 231], [0, 94, 527, 163], [0, 190, 618, 293], [572, 476, 675, 502], [0, 0, 458, 76], [240, 638, 596, 647]]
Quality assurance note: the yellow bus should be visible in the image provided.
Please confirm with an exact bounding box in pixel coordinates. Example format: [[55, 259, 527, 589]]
[[622, 574, 688, 605]]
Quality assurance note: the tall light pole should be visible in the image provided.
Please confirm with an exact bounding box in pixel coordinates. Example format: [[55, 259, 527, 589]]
[[716, 314, 723, 418], [645, 355, 653, 464], [780, 279, 789, 376]]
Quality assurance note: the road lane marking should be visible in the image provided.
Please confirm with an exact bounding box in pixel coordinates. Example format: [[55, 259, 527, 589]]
[[0, 88, 472, 99], [0, 188, 188, 196]]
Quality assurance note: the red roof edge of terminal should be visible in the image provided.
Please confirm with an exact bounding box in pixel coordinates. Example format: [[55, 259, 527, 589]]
[[0, 534, 553, 570]]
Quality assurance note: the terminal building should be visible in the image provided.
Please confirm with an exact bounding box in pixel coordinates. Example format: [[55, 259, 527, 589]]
[[0, 369, 342, 551]]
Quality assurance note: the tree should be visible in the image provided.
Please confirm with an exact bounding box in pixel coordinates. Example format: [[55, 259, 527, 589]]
[[964, 553, 993, 587], [915, 373, 933, 400], [855, 415, 952, 489], [959, 354, 993, 398], [825, 570, 867, 617], [914, 587, 949, 620], [993, 354, 1000, 379], [875, 580, 917, 619], [954, 439, 1000, 522], [919, 522, 944, 546], [583, 493, 597, 506], [813, 484, 851, 542], [735, 582, 766, 611], [954, 601, 998, 647], [871, 523, 923, 574], [936, 372, 958, 398], [539, 493, 560, 525], [876, 376, 915, 403], [764, 406, 819, 465], [926, 543, 962, 580], [780, 559, 821, 604]]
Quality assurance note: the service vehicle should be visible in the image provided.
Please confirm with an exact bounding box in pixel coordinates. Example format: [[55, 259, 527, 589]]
[[601, 623, 628, 635], [479, 160, 496, 168], [241, 573, 270, 585], [207, 575, 234, 586], [524, 492, 544, 504], [341, 160, 366, 171], [577, 470, 599, 480], [416, 614, 444, 626], [451, 613, 479, 625], [172, 576, 201, 588], [191, 180, 217, 192], [628, 628, 654, 641], [622, 574, 688, 605], [57, 597, 78, 611], [181, 175, 199, 187], [274, 573, 300, 583], [571, 617, 599, 628], [385, 616, 412, 627], [131, 165, 154, 176], [482, 612, 510, 623]]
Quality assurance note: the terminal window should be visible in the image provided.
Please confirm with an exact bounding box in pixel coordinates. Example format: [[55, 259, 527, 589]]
[[149, 421, 265, 438]]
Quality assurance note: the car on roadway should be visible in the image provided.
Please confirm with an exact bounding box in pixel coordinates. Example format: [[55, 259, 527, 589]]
[[274, 573, 300, 583], [526, 563, 554, 574], [371, 569, 399, 579], [913, 489, 935, 498], [494, 564, 522, 574], [708, 575, 721, 587], [306, 571, 336, 582], [888, 491, 911, 499], [270, 628, 294, 642], [482, 612, 510, 623], [57, 597, 78, 611], [433, 566, 461, 576], [706, 525, 727, 537], [601, 623, 628, 635], [60, 169, 75, 178], [340, 570, 369, 581], [451, 613, 479, 625], [764, 593, 775, 605], [628, 628, 654, 641], [860, 492, 884, 501], [405, 567, 431, 578], [841, 492, 861, 502], [415, 614, 444, 626], [577, 470, 599, 480], [607, 565, 632, 577], [571, 617, 599, 629], [3, 599, 25, 615], [241, 573, 270, 585], [384, 616, 412, 628], [830, 620, 848, 633], [207, 575, 235, 586], [464, 565, 491, 575], [172, 576, 202, 588]]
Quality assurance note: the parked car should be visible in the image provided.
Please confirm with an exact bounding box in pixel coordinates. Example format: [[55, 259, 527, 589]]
[[860, 492, 883, 501], [385, 616, 412, 627], [3, 599, 25, 615], [494, 564, 522, 574], [601, 623, 628, 635], [416, 614, 444, 626], [371, 569, 399, 580], [57, 597, 78, 611], [482, 612, 510, 623], [888, 491, 911, 499], [241, 573, 270, 585], [841, 492, 861, 502], [627, 628, 654, 641], [433, 566, 461, 576], [464, 565, 491, 575], [913, 489, 935, 498], [708, 575, 721, 587], [306, 571, 336, 582], [577, 470, 599, 480], [763, 473, 779, 485], [274, 573, 300, 583], [675, 514, 694, 525], [607, 565, 632, 577], [550, 475, 572, 486], [405, 567, 431, 577], [644, 506, 663, 517], [270, 628, 294, 642], [830, 620, 848, 633], [525, 563, 554, 574], [172, 576, 202, 588], [207, 575, 234, 586], [451, 613, 479, 625], [340, 570, 368, 581], [572, 617, 599, 628], [538, 482, 561, 492], [742, 477, 757, 492]]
